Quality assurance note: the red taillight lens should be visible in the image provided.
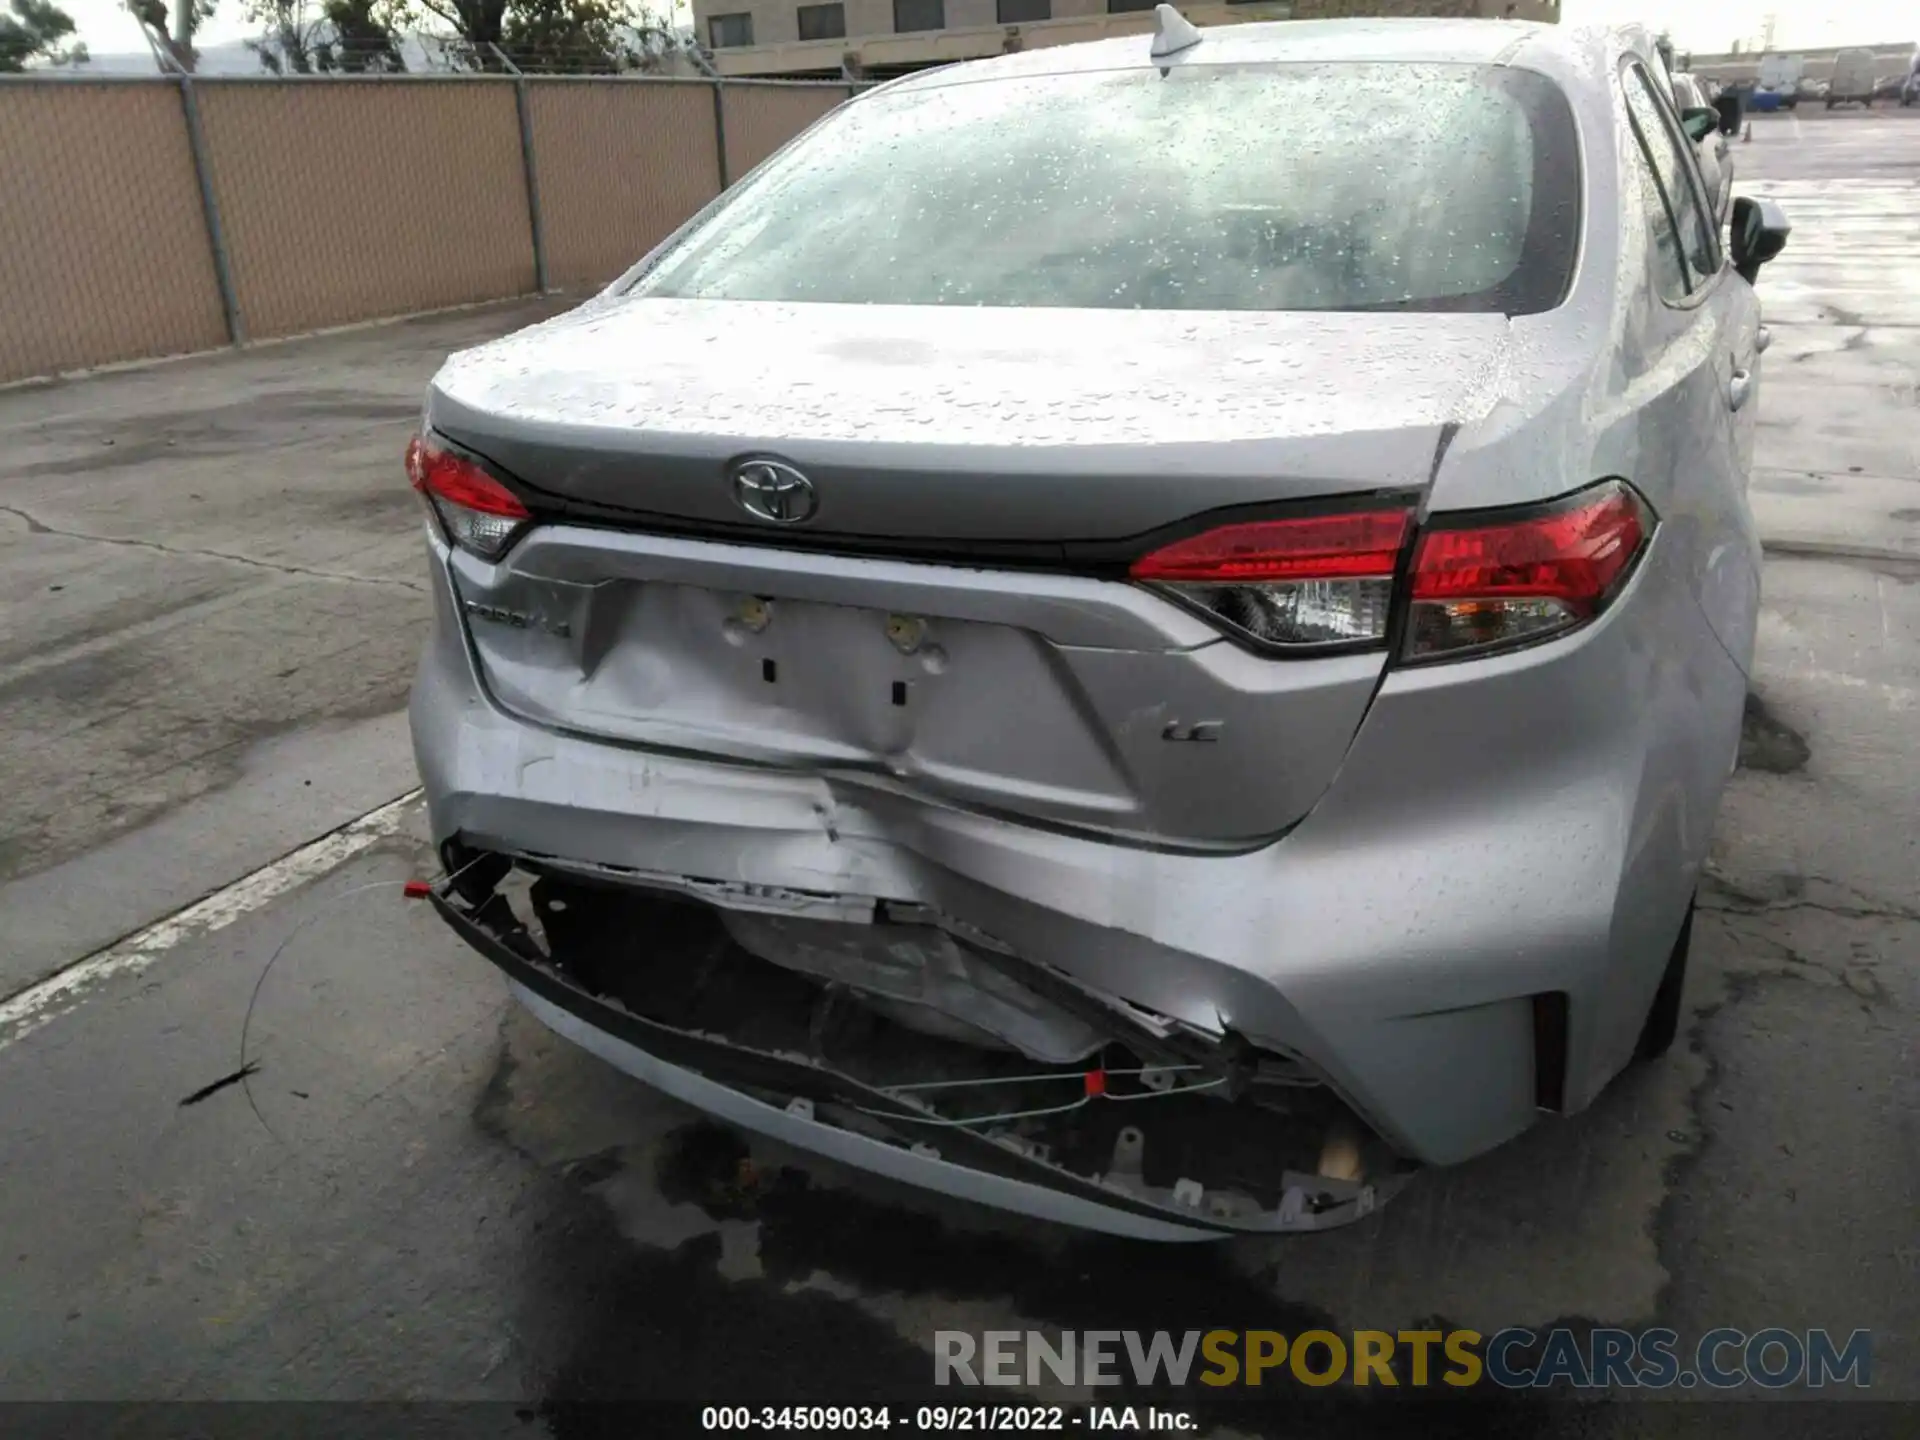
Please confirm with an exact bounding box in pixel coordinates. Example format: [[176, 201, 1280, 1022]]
[[1404, 480, 1651, 661], [1130, 512, 1410, 584], [406, 434, 531, 560], [1129, 510, 1411, 648]]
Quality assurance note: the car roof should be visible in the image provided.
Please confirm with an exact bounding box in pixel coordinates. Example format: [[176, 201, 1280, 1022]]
[[881, 16, 1631, 96]]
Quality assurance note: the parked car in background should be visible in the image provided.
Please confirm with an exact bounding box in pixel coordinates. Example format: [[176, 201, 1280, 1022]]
[[1829, 48, 1878, 107], [408, 12, 1792, 1240], [1758, 51, 1805, 107]]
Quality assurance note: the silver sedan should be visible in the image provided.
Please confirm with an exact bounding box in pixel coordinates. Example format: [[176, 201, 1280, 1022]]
[[405, 11, 1791, 1238]]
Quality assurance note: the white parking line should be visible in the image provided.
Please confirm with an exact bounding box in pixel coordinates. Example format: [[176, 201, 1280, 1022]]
[[0, 790, 424, 1053]]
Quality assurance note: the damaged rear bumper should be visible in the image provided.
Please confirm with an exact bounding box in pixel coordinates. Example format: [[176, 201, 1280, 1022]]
[[411, 524, 1750, 1206], [431, 886, 1400, 1239]]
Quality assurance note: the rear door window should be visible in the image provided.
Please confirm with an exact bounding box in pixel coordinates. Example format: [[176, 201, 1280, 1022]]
[[1622, 62, 1721, 294], [1622, 89, 1689, 300]]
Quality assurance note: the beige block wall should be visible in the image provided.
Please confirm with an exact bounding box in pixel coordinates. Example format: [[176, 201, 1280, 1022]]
[[0, 82, 229, 384], [0, 75, 844, 384], [529, 81, 724, 288], [719, 82, 853, 176], [192, 79, 536, 341]]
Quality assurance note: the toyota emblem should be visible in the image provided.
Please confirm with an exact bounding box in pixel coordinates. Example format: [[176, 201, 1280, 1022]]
[[729, 458, 818, 525]]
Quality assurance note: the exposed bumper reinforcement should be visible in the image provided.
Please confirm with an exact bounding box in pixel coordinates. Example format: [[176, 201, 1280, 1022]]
[[431, 889, 1407, 1240]]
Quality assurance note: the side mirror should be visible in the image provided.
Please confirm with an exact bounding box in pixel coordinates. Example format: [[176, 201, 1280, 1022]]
[[1681, 107, 1721, 142], [1731, 195, 1791, 284]]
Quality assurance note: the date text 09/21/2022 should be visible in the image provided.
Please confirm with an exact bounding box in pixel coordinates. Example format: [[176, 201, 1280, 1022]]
[[701, 1407, 1191, 1432]]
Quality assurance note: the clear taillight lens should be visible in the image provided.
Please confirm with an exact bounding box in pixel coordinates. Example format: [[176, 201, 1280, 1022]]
[[1128, 510, 1412, 649], [406, 434, 531, 561], [1403, 480, 1652, 662]]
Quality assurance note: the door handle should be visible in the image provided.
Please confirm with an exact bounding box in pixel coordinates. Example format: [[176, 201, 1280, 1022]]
[[1729, 368, 1754, 412], [1755, 325, 1772, 354]]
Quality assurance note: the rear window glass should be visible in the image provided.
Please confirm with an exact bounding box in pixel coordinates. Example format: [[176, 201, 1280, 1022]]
[[629, 62, 1581, 315]]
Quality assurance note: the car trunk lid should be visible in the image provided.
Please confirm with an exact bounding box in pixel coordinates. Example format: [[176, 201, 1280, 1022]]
[[427, 300, 1514, 846], [426, 297, 1511, 546]]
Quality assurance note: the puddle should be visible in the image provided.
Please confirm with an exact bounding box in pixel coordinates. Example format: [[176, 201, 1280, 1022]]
[[476, 1038, 1563, 1436], [1739, 693, 1811, 775]]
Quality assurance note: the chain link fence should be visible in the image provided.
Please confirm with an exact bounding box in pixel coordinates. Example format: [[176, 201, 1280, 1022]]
[[0, 72, 856, 384], [0, 81, 231, 383], [526, 79, 725, 288], [717, 80, 850, 182], [196, 79, 538, 340]]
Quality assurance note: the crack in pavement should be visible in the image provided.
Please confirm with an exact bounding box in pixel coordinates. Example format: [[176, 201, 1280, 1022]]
[[0, 504, 425, 593], [1711, 919, 1895, 1007], [1699, 871, 1912, 1002], [1701, 896, 1920, 924], [1760, 538, 1920, 579], [1700, 870, 1920, 925], [1755, 464, 1920, 487]]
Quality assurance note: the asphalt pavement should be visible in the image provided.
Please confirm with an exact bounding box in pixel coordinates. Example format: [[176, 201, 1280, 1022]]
[[0, 111, 1915, 1427]]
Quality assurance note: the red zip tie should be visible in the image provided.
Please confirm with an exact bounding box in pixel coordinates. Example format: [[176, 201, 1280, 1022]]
[[1083, 1068, 1107, 1098], [402, 880, 432, 899]]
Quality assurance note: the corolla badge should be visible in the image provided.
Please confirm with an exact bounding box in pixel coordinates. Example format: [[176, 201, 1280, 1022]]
[[462, 600, 571, 638], [730, 458, 818, 525]]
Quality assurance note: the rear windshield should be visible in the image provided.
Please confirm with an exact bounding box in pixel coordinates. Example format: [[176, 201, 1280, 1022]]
[[628, 62, 1581, 315]]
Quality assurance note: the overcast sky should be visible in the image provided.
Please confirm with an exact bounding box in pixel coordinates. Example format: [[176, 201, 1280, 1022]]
[[47, 0, 1920, 65]]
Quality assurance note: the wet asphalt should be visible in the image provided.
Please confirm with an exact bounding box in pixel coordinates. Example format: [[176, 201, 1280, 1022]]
[[0, 108, 1916, 1432]]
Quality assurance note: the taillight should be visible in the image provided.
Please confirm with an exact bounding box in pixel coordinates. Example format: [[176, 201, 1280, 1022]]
[[1129, 510, 1411, 649], [1127, 482, 1653, 661], [1403, 480, 1652, 662], [406, 434, 531, 561]]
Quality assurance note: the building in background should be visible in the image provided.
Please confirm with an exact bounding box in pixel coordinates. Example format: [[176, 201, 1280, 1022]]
[[688, 0, 1559, 80]]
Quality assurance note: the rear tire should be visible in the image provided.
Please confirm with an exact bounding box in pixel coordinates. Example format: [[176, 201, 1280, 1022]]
[[1636, 898, 1695, 1061]]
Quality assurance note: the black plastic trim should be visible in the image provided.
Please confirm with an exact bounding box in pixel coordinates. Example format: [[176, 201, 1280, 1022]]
[[428, 426, 1427, 588], [1532, 991, 1570, 1113], [438, 420, 1445, 663], [538, 482, 1427, 583]]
